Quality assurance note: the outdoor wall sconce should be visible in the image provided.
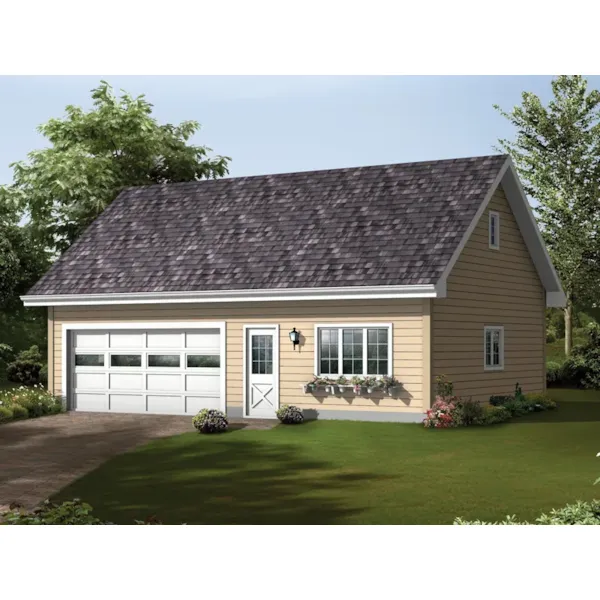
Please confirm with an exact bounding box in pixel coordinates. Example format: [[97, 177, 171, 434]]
[[289, 327, 300, 350]]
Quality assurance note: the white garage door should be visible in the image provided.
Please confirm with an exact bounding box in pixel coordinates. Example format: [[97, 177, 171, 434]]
[[70, 328, 223, 415]]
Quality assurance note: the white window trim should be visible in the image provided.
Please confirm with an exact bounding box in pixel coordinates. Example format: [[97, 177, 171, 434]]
[[314, 323, 393, 377], [484, 325, 504, 371], [489, 210, 500, 249]]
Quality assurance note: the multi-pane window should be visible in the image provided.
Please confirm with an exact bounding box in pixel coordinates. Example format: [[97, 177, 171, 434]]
[[367, 328, 389, 375], [317, 325, 391, 376], [342, 329, 363, 375], [484, 326, 504, 370], [489, 211, 500, 249], [319, 328, 339, 375], [252, 335, 273, 375]]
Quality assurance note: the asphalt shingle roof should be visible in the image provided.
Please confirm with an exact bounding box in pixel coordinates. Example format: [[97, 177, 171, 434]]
[[27, 154, 509, 296]]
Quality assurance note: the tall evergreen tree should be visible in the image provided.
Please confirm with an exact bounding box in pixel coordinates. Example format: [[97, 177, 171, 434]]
[[495, 75, 600, 355]]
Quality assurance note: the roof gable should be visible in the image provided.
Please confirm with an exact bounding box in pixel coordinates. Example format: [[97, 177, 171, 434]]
[[25, 155, 509, 299]]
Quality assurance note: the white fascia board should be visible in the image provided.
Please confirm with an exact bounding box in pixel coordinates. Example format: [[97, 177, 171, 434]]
[[21, 284, 438, 307]]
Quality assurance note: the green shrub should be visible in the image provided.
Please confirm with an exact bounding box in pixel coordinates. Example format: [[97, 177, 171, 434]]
[[16, 345, 43, 363], [453, 397, 485, 426], [0, 384, 63, 419], [5, 345, 45, 386], [1, 499, 107, 525], [435, 374, 454, 397], [10, 404, 28, 420], [6, 361, 42, 386], [192, 409, 228, 433], [503, 397, 536, 417], [523, 392, 557, 410], [546, 361, 563, 386], [455, 500, 600, 525], [559, 355, 590, 387], [0, 405, 14, 423], [40, 364, 48, 387], [489, 394, 513, 406], [276, 404, 304, 424], [546, 329, 557, 343], [478, 405, 512, 425]]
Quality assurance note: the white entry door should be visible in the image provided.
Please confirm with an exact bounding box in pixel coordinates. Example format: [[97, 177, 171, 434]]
[[245, 326, 279, 418]]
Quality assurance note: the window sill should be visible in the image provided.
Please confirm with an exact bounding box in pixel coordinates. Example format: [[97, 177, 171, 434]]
[[484, 366, 504, 372]]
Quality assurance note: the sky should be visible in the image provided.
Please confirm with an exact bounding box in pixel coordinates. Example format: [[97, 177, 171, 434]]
[[2, 75, 600, 187]]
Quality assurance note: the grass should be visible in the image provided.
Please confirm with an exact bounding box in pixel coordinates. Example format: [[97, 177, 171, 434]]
[[52, 388, 600, 524]]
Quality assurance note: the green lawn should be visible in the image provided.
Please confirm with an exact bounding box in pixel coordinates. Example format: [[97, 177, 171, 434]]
[[53, 389, 600, 525]]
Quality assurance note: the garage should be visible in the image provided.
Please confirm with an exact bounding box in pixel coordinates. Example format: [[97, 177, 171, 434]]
[[67, 324, 225, 415]]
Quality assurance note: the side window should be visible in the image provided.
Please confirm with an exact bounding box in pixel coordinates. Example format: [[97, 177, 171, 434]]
[[484, 327, 504, 370], [489, 211, 500, 249]]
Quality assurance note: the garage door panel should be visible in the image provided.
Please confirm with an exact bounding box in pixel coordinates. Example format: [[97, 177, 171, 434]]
[[109, 332, 143, 349], [186, 396, 221, 414], [109, 394, 145, 413], [186, 330, 220, 351], [70, 327, 222, 415], [147, 373, 182, 392], [186, 374, 220, 394], [147, 332, 182, 349], [110, 373, 143, 390], [75, 393, 108, 412], [75, 372, 106, 390], [147, 395, 186, 414], [75, 332, 106, 349]]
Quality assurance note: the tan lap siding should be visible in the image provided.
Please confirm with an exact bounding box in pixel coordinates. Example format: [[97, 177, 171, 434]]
[[432, 185, 545, 403], [53, 299, 425, 413]]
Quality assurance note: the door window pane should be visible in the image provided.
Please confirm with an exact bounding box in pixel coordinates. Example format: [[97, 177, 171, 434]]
[[187, 355, 220, 368], [110, 354, 142, 367], [252, 335, 273, 375], [366, 328, 388, 375], [148, 354, 180, 368], [319, 328, 339, 375], [75, 354, 104, 367]]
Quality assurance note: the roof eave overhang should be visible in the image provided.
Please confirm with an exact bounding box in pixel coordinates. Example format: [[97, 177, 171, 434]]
[[21, 284, 441, 307]]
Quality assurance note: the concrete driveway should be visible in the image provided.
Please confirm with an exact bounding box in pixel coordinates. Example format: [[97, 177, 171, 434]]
[[0, 412, 196, 511]]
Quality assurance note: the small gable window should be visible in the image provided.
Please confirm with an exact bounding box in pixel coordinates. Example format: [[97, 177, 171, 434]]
[[489, 211, 500, 249], [484, 326, 504, 371]]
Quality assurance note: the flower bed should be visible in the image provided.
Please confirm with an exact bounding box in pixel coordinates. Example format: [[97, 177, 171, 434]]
[[302, 375, 401, 396], [423, 378, 557, 429], [0, 384, 64, 424]]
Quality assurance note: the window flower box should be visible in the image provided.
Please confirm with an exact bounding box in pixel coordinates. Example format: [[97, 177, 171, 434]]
[[302, 376, 401, 396]]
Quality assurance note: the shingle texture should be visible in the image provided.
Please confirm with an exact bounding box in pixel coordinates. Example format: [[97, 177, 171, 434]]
[[27, 154, 508, 296]]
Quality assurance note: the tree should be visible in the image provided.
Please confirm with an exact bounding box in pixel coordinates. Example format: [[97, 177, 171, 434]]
[[0, 81, 230, 253], [495, 76, 600, 356]]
